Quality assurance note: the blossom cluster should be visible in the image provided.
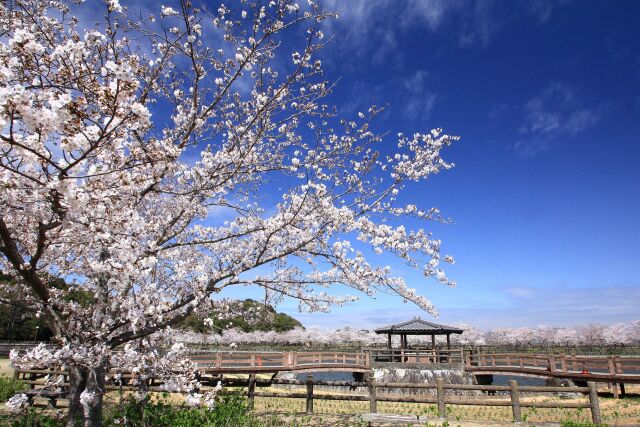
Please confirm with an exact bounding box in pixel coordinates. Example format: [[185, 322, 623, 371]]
[[0, 0, 458, 421]]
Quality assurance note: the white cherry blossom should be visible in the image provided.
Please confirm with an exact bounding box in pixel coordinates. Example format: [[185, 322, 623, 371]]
[[0, 0, 459, 425]]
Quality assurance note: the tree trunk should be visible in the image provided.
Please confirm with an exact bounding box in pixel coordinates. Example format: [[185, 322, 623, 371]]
[[67, 364, 106, 427]]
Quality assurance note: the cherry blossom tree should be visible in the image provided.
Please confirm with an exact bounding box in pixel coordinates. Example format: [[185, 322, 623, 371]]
[[0, 0, 458, 424], [173, 321, 640, 349]]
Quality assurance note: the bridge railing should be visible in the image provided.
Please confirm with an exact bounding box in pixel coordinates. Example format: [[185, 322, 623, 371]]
[[465, 352, 640, 376], [190, 350, 370, 370], [369, 348, 463, 365]]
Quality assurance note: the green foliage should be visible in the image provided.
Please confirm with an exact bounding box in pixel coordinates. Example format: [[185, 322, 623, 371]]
[[2, 392, 283, 427], [103, 391, 263, 426], [0, 377, 27, 401], [0, 274, 94, 342], [560, 421, 608, 427], [178, 299, 302, 333], [0, 409, 64, 427]]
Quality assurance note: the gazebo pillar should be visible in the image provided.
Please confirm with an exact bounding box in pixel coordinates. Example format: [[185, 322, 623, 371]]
[[431, 334, 436, 350], [446, 333, 451, 350], [387, 333, 392, 349]]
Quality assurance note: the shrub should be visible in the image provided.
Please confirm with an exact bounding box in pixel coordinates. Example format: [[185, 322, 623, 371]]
[[103, 391, 258, 426], [2, 391, 272, 427], [560, 421, 608, 427], [0, 377, 27, 401]]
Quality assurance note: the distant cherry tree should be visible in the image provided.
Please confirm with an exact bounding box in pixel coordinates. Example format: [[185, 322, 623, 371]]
[[0, 0, 458, 424], [176, 321, 640, 348]]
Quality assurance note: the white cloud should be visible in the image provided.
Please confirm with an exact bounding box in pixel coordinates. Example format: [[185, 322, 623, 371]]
[[513, 82, 602, 156], [321, 0, 501, 67], [401, 70, 438, 120], [458, 0, 499, 47], [292, 283, 640, 330], [527, 0, 572, 23]]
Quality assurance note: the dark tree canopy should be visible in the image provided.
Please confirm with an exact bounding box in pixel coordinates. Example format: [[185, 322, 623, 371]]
[[178, 299, 303, 333]]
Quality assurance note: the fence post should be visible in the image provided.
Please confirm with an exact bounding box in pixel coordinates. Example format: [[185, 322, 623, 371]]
[[369, 372, 378, 413], [548, 355, 556, 372], [588, 382, 602, 425], [509, 380, 522, 423], [305, 374, 314, 415], [608, 356, 619, 398], [608, 356, 616, 376], [247, 374, 256, 411], [560, 354, 568, 373], [436, 377, 446, 420]]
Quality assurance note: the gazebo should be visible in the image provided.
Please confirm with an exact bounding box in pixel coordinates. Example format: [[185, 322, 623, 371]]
[[375, 317, 464, 351]]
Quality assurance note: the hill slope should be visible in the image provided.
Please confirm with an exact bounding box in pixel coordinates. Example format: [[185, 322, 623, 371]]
[[178, 299, 303, 333]]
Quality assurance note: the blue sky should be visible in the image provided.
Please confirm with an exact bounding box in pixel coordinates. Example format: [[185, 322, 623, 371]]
[[93, 0, 639, 330], [259, 0, 640, 330]]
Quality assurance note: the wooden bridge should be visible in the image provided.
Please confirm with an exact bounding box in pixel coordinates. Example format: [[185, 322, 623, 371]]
[[190, 350, 371, 373], [464, 352, 640, 397], [190, 349, 640, 396]]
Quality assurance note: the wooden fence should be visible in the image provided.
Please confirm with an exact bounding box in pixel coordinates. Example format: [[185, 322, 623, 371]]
[[14, 369, 603, 424], [227, 374, 603, 424], [0, 341, 45, 356]]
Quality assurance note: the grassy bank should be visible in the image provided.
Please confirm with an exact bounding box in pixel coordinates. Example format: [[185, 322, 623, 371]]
[[248, 385, 640, 425]]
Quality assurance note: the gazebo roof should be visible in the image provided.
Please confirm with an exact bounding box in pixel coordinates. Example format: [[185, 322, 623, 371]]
[[374, 317, 464, 335]]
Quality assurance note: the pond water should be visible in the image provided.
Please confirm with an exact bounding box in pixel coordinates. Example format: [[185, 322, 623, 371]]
[[295, 371, 547, 386]]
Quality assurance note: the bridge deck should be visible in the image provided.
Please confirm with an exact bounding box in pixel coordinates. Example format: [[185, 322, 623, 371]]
[[188, 350, 640, 385], [188, 349, 640, 387]]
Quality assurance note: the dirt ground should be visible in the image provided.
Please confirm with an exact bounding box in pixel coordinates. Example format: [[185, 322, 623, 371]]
[[0, 358, 12, 378]]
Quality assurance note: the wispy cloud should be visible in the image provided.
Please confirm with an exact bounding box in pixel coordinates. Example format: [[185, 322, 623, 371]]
[[513, 82, 602, 156], [321, 0, 501, 66], [338, 69, 438, 123], [401, 70, 438, 120], [458, 0, 499, 47], [291, 283, 640, 330], [526, 0, 572, 23]]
